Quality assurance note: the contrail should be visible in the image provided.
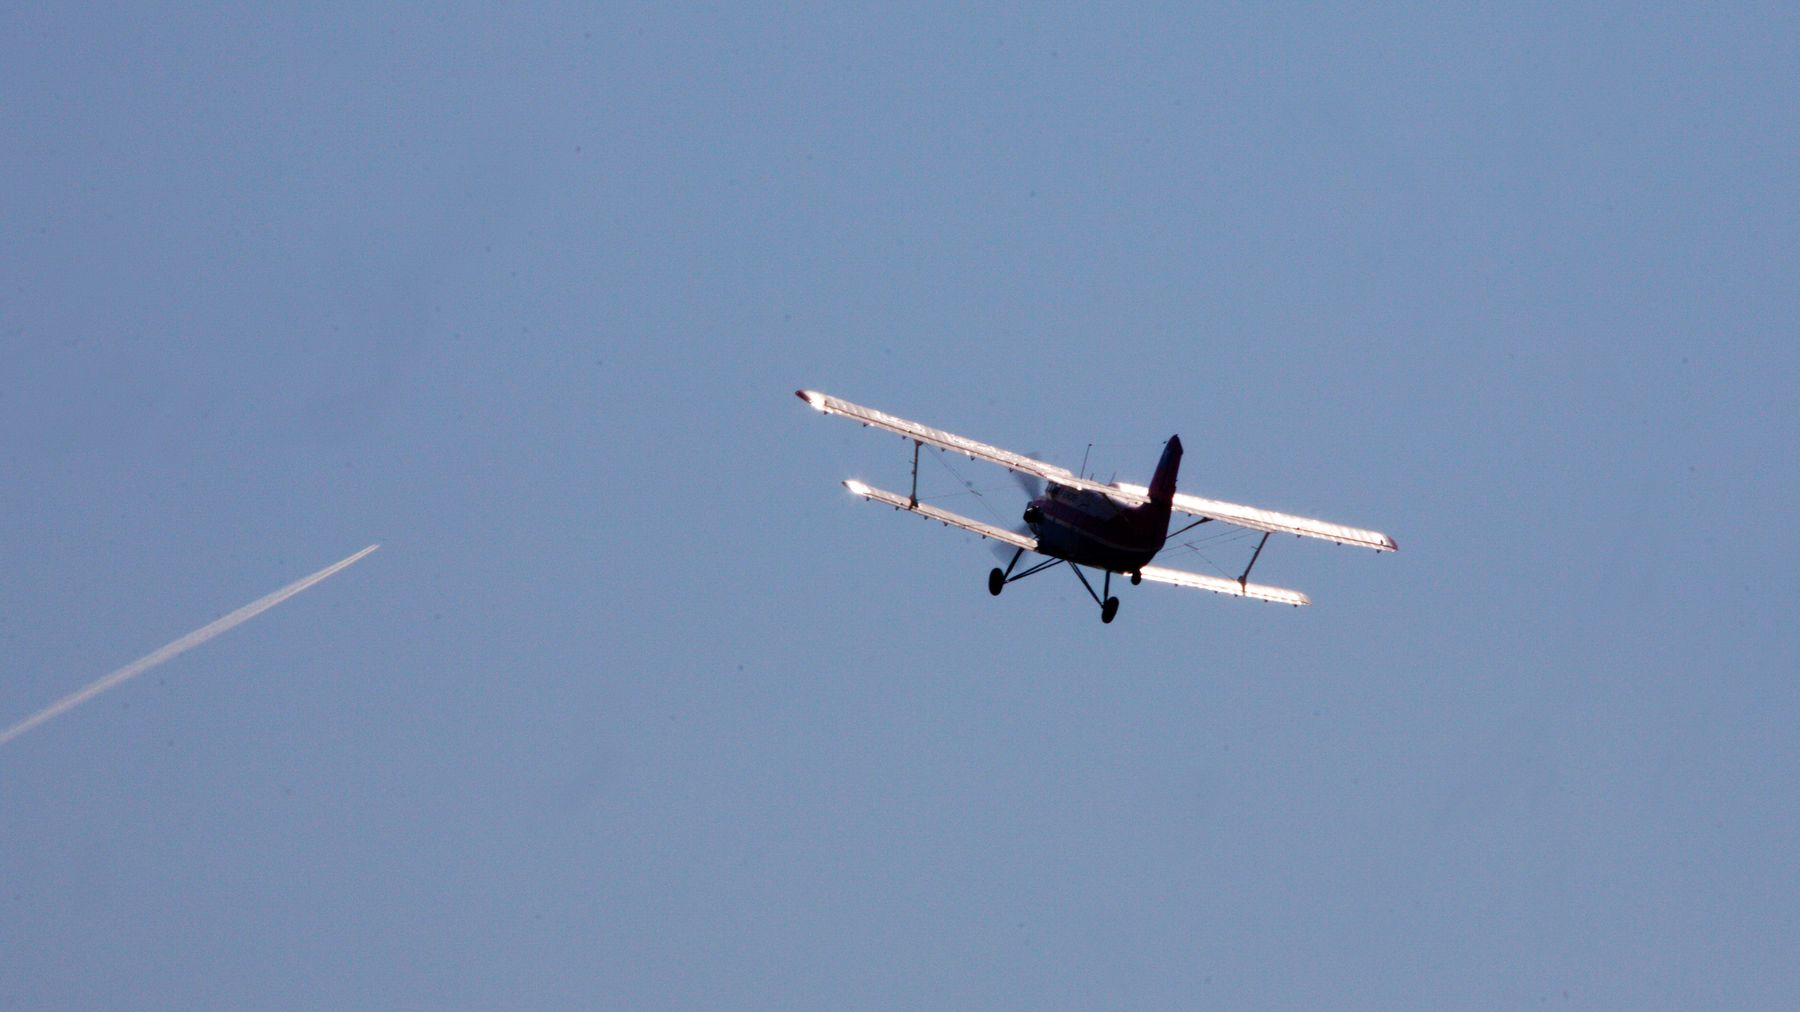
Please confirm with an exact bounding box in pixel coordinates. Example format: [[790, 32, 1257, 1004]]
[[1, 544, 379, 747]]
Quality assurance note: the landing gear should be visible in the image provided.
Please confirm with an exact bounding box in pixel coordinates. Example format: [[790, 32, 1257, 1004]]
[[987, 552, 1130, 624], [1130, 571, 1142, 586]]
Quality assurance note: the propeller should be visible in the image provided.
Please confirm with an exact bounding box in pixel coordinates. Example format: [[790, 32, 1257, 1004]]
[[1011, 450, 1046, 499], [987, 455, 1047, 564]]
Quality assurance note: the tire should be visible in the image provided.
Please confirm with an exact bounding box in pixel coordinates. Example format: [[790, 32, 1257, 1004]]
[[988, 568, 1005, 596]]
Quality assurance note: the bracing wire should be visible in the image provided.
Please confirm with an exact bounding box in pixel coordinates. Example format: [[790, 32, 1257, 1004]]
[[926, 446, 1009, 527], [1167, 526, 1262, 579]]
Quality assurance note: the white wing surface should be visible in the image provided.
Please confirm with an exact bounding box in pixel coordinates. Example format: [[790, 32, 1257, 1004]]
[[799, 390, 1081, 489], [1114, 483, 1399, 552], [801, 389, 1396, 553], [1136, 564, 1311, 607], [843, 480, 1037, 552]]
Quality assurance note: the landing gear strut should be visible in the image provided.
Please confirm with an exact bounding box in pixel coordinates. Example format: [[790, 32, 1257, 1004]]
[[989, 546, 1023, 595], [1070, 565, 1122, 624], [987, 547, 1066, 597]]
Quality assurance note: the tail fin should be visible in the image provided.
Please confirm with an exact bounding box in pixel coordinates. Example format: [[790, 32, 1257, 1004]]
[[1148, 435, 1182, 506]]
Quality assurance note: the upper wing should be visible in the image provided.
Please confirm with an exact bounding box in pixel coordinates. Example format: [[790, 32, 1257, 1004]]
[[1115, 483, 1399, 552], [801, 389, 1397, 552], [798, 389, 1082, 489]]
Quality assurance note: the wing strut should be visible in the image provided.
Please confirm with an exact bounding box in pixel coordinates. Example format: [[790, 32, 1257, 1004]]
[[909, 440, 921, 507], [1239, 531, 1271, 590], [1168, 516, 1212, 539]]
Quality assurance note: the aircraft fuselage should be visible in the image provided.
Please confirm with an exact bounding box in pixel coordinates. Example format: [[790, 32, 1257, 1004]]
[[1025, 483, 1172, 573]]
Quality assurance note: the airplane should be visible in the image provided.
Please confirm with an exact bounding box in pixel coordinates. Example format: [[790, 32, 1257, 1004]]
[[796, 389, 1397, 623]]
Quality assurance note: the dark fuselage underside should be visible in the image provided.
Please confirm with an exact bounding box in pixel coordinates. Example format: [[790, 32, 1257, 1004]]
[[1026, 485, 1170, 572]]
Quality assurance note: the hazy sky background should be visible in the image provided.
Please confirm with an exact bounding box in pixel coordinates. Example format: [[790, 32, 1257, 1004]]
[[4, 5, 1796, 1007]]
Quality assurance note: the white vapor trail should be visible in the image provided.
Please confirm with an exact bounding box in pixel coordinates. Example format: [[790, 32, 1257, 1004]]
[[1, 544, 379, 747]]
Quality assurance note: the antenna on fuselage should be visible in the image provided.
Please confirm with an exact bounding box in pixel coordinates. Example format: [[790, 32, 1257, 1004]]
[[1080, 442, 1093, 479]]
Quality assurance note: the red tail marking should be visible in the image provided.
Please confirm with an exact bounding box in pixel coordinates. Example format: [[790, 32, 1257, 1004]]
[[1148, 435, 1182, 505]]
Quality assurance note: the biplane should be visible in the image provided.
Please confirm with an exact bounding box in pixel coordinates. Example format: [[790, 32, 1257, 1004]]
[[797, 389, 1396, 623]]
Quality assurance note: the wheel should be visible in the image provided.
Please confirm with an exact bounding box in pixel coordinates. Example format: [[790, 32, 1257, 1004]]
[[988, 568, 1005, 596], [1101, 597, 1119, 623], [1130, 571, 1142, 586]]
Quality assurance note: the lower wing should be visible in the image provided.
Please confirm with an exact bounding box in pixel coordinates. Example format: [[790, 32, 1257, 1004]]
[[842, 480, 1036, 551], [841, 480, 1308, 606], [1136, 564, 1310, 607]]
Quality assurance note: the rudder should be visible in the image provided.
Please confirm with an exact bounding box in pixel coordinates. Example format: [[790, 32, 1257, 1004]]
[[1148, 435, 1182, 505]]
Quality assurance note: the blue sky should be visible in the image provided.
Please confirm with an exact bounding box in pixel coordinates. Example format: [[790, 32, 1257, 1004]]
[[4, 5, 1796, 1007]]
